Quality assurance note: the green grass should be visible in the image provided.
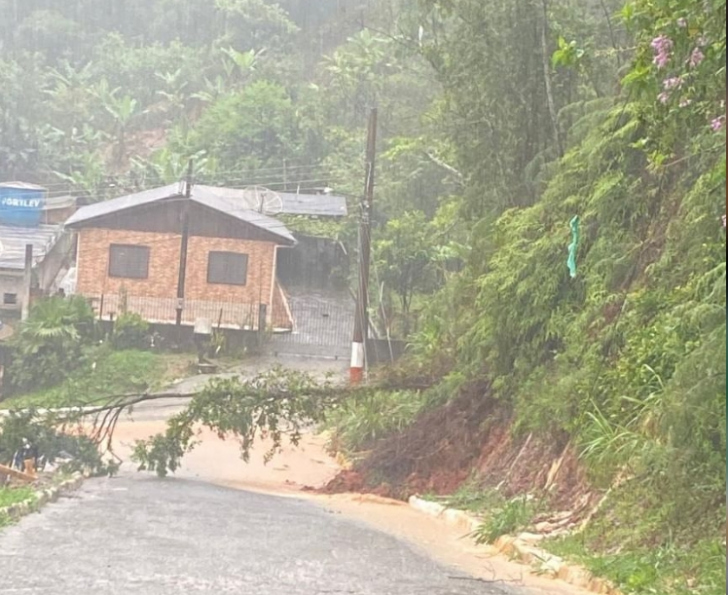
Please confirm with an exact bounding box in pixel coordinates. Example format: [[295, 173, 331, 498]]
[[474, 495, 538, 544], [0, 486, 34, 508], [546, 533, 726, 595], [325, 389, 428, 456], [421, 475, 506, 513], [0, 486, 37, 529], [542, 485, 727, 595], [422, 476, 539, 544], [1, 348, 169, 410]]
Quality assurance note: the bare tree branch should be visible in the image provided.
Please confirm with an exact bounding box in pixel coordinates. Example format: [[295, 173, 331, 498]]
[[424, 150, 464, 185]]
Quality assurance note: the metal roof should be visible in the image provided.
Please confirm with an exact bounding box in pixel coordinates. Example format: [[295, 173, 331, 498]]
[[65, 183, 183, 227], [65, 183, 295, 245], [0, 224, 65, 270], [191, 186, 296, 245], [196, 185, 348, 217], [0, 181, 48, 191], [277, 191, 348, 217]]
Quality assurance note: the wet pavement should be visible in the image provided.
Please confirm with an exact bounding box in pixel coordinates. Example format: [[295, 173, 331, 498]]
[[0, 473, 516, 595]]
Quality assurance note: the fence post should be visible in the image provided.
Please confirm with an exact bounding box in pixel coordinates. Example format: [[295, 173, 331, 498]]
[[258, 303, 267, 351]]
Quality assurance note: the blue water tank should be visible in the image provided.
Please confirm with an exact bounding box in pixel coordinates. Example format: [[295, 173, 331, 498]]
[[0, 182, 46, 227]]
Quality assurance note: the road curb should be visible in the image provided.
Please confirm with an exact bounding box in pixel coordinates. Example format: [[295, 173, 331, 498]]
[[0, 472, 85, 524], [408, 496, 621, 595]]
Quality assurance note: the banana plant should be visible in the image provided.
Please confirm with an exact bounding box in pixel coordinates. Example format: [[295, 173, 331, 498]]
[[220, 47, 262, 86], [54, 151, 110, 202], [97, 85, 139, 168], [191, 75, 228, 105], [155, 69, 190, 126], [131, 148, 217, 185]]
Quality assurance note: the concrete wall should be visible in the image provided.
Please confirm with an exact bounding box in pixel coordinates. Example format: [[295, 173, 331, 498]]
[[0, 272, 22, 311], [0, 232, 72, 312], [36, 231, 73, 291]]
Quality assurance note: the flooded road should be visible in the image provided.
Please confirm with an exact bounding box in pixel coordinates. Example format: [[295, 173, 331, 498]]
[[2, 357, 589, 595]]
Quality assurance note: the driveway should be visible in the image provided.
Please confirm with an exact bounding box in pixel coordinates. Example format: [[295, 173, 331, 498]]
[[0, 473, 516, 595], [270, 289, 354, 358]]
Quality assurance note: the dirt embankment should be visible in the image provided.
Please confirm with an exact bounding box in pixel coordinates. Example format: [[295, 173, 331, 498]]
[[322, 387, 601, 527]]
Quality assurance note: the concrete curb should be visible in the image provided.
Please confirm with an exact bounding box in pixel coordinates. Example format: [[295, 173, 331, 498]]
[[0, 473, 85, 524], [409, 496, 621, 595]]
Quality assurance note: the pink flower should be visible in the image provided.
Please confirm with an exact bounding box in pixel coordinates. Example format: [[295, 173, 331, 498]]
[[677, 18, 688, 28], [651, 35, 673, 69], [688, 47, 705, 68], [697, 36, 708, 47], [711, 115, 725, 132], [722, 214, 726, 229], [658, 92, 671, 104], [663, 76, 683, 90], [679, 98, 692, 108]]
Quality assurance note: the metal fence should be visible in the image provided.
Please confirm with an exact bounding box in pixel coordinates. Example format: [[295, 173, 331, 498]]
[[88, 294, 262, 331], [269, 290, 354, 358]]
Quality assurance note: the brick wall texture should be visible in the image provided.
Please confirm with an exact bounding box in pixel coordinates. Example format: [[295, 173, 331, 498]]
[[75, 228, 289, 329]]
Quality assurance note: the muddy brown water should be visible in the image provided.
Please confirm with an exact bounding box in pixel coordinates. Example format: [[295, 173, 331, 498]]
[[106, 417, 591, 595]]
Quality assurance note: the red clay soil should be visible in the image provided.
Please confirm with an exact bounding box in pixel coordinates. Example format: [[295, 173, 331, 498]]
[[322, 385, 599, 519], [323, 383, 498, 499]]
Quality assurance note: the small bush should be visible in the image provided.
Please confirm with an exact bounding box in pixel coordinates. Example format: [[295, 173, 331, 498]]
[[0, 410, 115, 477], [111, 313, 150, 350], [325, 390, 428, 455], [474, 496, 535, 544], [442, 476, 505, 513], [6, 296, 96, 393]]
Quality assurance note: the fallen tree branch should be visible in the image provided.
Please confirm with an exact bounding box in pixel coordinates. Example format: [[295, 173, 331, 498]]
[[0, 462, 36, 482]]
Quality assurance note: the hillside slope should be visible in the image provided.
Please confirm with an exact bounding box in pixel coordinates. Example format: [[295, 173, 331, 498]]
[[325, 2, 726, 593]]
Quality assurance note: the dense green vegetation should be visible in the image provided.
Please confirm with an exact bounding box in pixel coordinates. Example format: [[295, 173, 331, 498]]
[[1, 348, 166, 410], [0, 297, 173, 407], [0, 0, 724, 592]]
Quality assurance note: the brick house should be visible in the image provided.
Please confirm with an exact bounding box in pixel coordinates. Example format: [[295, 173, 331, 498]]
[[64, 183, 295, 331]]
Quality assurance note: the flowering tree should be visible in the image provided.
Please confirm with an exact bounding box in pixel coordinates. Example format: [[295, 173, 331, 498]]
[[623, 0, 726, 228], [624, 0, 726, 140]]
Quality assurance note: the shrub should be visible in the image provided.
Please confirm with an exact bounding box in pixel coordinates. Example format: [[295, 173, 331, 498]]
[[0, 410, 115, 476], [111, 313, 150, 350], [6, 296, 96, 393], [474, 496, 536, 544], [325, 390, 427, 455]]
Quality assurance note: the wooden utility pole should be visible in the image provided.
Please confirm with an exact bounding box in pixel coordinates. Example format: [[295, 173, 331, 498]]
[[350, 108, 378, 384], [20, 244, 33, 321], [175, 160, 193, 327]]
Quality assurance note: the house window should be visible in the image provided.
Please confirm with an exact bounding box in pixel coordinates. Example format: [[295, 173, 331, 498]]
[[108, 244, 150, 280], [207, 251, 248, 286], [3, 293, 17, 305]]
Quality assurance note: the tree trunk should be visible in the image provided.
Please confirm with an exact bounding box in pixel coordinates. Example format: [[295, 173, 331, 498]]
[[540, 0, 564, 158]]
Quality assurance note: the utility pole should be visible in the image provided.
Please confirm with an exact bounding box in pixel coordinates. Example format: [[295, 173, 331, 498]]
[[176, 160, 193, 328], [350, 108, 377, 385], [20, 244, 33, 322]]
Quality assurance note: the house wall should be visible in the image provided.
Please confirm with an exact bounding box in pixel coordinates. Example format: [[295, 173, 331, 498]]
[[75, 228, 280, 324], [185, 235, 277, 305], [76, 228, 180, 298]]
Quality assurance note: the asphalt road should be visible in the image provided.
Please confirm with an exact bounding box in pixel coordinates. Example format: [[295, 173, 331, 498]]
[[0, 474, 518, 595]]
